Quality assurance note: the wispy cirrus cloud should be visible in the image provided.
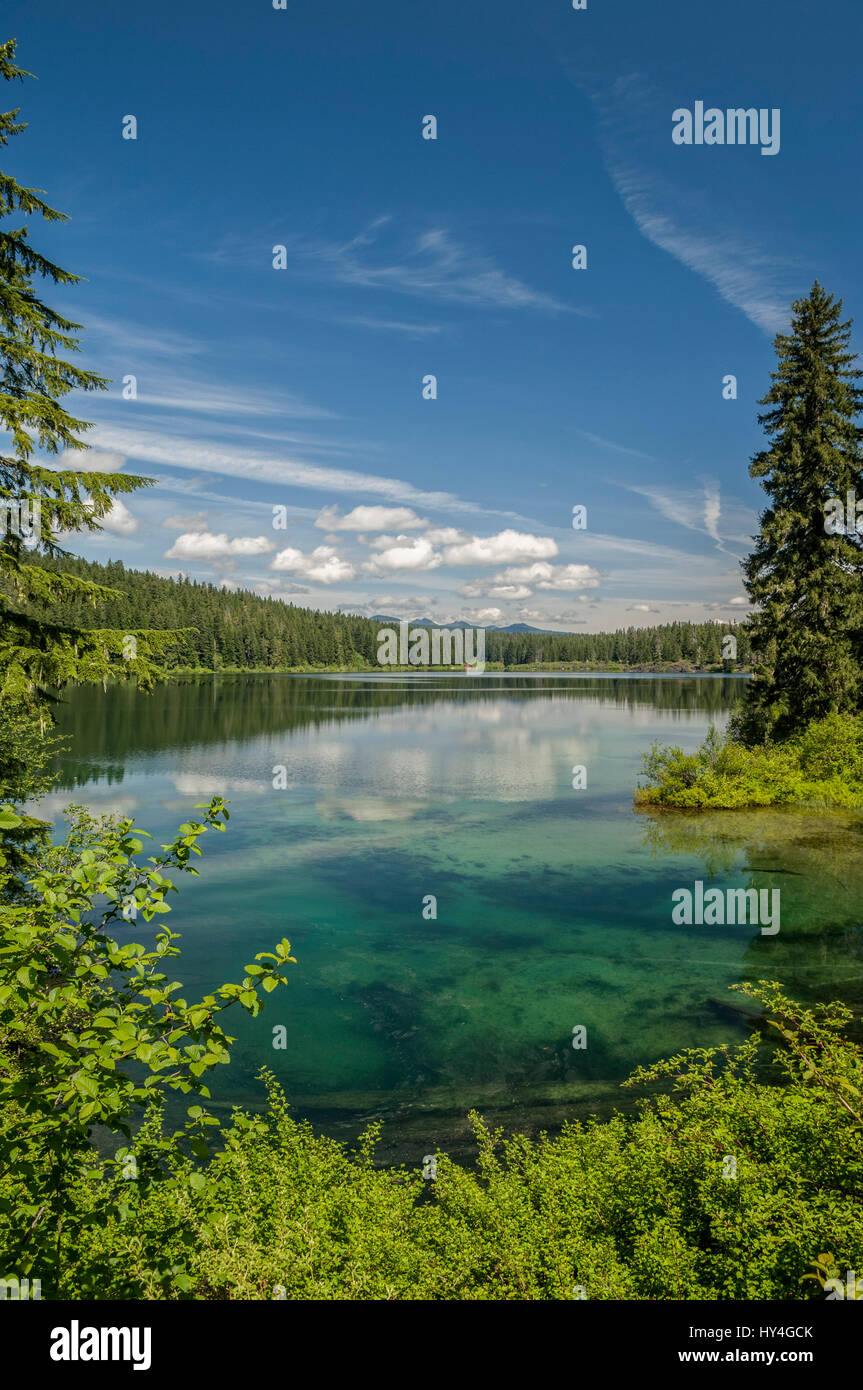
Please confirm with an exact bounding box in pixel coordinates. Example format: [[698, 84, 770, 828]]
[[127, 379, 336, 421], [87, 422, 545, 527], [160, 510, 209, 532], [626, 478, 756, 555], [628, 481, 720, 538], [577, 429, 655, 461], [268, 219, 578, 315], [334, 314, 447, 336], [83, 313, 207, 360], [90, 422, 486, 514], [589, 74, 795, 335]]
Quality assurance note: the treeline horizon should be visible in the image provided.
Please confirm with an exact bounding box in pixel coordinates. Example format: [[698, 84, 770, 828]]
[[22, 554, 751, 671]]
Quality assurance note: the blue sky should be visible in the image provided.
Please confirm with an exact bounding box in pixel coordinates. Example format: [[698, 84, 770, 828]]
[[5, 0, 863, 630]]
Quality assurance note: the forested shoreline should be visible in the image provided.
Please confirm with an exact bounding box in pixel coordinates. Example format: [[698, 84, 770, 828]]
[[21, 554, 748, 672]]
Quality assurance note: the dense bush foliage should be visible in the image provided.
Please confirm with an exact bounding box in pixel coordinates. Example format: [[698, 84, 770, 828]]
[[0, 702, 64, 881], [0, 799, 295, 1296], [636, 713, 863, 809], [1, 804, 860, 1300], [70, 988, 863, 1302]]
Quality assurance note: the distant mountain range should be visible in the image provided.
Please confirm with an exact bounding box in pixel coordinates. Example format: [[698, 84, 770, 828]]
[[370, 616, 558, 634]]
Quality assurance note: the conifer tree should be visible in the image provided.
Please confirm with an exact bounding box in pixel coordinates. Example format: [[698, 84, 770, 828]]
[[735, 282, 863, 743], [0, 39, 177, 708]]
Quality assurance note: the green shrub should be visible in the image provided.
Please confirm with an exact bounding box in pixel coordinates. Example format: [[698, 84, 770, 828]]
[[636, 713, 863, 809]]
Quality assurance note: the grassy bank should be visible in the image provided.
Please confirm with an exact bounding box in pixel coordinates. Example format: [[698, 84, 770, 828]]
[[636, 713, 863, 809]]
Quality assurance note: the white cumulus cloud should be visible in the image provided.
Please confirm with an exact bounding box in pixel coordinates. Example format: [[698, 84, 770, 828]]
[[424, 526, 466, 545], [165, 531, 274, 560], [271, 545, 356, 584], [99, 499, 138, 536], [536, 564, 601, 592], [315, 504, 427, 531], [443, 529, 558, 566], [461, 580, 533, 599], [363, 536, 442, 574], [463, 561, 600, 596]]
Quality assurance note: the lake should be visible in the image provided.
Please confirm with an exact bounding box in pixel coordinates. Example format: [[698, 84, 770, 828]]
[[45, 673, 863, 1164]]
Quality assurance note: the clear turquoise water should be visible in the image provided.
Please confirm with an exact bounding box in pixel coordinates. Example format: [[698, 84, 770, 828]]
[[46, 673, 863, 1162]]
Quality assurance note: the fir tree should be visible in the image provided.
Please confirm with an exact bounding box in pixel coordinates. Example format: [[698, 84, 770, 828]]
[[0, 39, 178, 708], [735, 282, 863, 744]]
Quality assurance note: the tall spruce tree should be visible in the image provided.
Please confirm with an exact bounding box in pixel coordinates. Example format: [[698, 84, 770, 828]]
[[0, 38, 177, 709], [735, 281, 863, 744]]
